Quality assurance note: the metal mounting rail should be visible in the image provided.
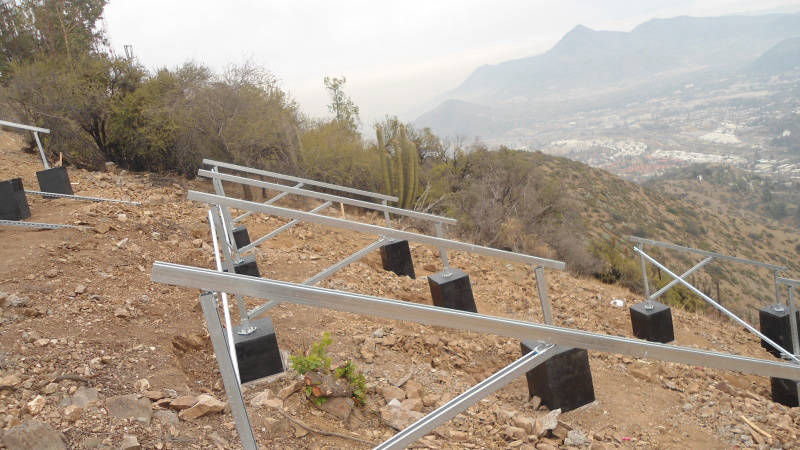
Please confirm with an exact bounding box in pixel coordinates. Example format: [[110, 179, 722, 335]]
[[1, 119, 51, 169], [778, 277, 800, 289], [25, 190, 141, 205], [187, 191, 565, 270], [0, 219, 85, 230], [629, 236, 786, 272], [203, 159, 398, 202], [198, 169, 456, 225], [151, 261, 800, 380]]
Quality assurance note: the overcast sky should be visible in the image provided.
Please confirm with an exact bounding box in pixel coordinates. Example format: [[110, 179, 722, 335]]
[[104, 1, 800, 124]]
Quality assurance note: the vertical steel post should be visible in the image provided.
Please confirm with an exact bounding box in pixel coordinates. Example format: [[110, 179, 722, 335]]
[[534, 266, 553, 325], [382, 199, 392, 228], [211, 166, 240, 262], [435, 221, 451, 273], [775, 270, 782, 306], [639, 244, 652, 309], [33, 131, 50, 170], [199, 292, 258, 450], [211, 207, 253, 333]]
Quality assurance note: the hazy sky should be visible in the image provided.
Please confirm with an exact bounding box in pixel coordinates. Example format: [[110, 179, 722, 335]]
[[104, 1, 800, 124]]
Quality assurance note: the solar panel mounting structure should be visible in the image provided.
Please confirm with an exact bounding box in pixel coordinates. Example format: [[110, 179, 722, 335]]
[[151, 192, 800, 448]]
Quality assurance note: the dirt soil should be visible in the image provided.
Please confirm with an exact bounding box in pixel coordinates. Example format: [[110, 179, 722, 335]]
[[1, 131, 799, 449]]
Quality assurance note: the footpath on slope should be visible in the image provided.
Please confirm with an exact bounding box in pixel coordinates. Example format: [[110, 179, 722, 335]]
[[0, 131, 798, 449]]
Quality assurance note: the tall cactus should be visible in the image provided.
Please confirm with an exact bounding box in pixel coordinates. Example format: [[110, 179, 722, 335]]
[[375, 124, 419, 209]]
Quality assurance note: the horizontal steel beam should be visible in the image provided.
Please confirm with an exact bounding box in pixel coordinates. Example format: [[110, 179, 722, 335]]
[[187, 191, 565, 270], [25, 190, 141, 205], [0, 119, 50, 134], [629, 236, 786, 272], [199, 169, 457, 225], [377, 344, 557, 449], [0, 219, 84, 230], [778, 278, 800, 289], [150, 262, 800, 379], [203, 159, 398, 202]]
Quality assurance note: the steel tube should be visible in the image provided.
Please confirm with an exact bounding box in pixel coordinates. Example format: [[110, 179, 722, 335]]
[[376, 345, 557, 449], [648, 257, 713, 302], [0, 119, 50, 134], [778, 278, 800, 289], [25, 190, 141, 205], [303, 238, 387, 286], [199, 169, 456, 225], [199, 293, 258, 450], [534, 266, 553, 325], [204, 159, 398, 202], [32, 132, 50, 169], [238, 201, 332, 253], [187, 191, 565, 270], [150, 262, 800, 379], [208, 210, 241, 380], [635, 247, 800, 363], [629, 236, 786, 272], [233, 182, 303, 222], [0, 219, 84, 230]]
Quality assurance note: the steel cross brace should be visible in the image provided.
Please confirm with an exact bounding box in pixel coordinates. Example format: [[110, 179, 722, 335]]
[[635, 247, 800, 363]]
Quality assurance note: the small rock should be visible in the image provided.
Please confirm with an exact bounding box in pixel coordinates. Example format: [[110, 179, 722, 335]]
[[45, 269, 58, 278], [565, 429, 591, 446], [250, 390, 276, 407], [372, 328, 385, 338], [294, 424, 309, 438], [26, 395, 46, 415], [93, 223, 110, 234], [404, 380, 423, 399], [262, 416, 290, 434], [114, 307, 130, 318], [534, 409, 561, 436], [43, 382, 58, 394], [401, 397, 423, 412], [6, 294, 28, 307], [381, 385, 405, 403], [278, 381, 303, 399], [168, 395, 197, 410], [135, 378, 150, 392], [316, 396, 354, 420], [143, 390, 165, 400], [422, 393, 440, 407], [106, 394, 152, 424], [504, 425, 527, 440], [496, 409, 515, 424], [62, 405, 83, 422], [179, 394, 225, 420], [0, 373, 21, 389], [74, 284, 87, 295], [449, 430, 468, 441], [117, 213, 128, 222], [71, 387, 99, 408], [513, 415, 536, 434], [120, 434, 139, 450], [153, 410, 179, 424], [2, 420, 67, 450], [423, 263, 438, 272], [380, 403, 425, 430]]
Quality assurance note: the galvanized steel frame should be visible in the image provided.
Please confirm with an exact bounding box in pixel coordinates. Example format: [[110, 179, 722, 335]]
[[0, 219, 85, 230], [25, 190, 141, 205], [151, 261, 800, 448]]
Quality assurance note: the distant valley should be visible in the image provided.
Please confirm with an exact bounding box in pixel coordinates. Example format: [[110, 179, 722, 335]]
[[416, 14, 800, 184]]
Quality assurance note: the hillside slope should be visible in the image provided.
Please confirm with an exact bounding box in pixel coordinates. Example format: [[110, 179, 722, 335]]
[[1, 134, 799, 448]]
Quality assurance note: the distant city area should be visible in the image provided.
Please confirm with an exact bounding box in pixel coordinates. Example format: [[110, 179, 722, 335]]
[[490, 72, 800, 183]]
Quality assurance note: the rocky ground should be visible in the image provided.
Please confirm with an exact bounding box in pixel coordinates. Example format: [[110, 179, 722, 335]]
[[1, 131, 799, 449]]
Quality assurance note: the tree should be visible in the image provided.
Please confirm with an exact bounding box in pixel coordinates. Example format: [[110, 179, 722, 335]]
[[324, 76, 359, 131]]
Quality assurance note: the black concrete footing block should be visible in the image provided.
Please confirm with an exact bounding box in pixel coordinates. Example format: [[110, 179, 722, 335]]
[[233, 254, 260, 277], [0, 178, 30, 220], [759, 304, 800, 357], [36, 166, 73, 195], [428, 269, 477, 313], [630, 301, 675, 343], [520, 341, 595, 412], [379, 240, 415, 279], [232, 225, 251, 249], [232, 317, 284, 383], [770, 377, 800, 407]]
